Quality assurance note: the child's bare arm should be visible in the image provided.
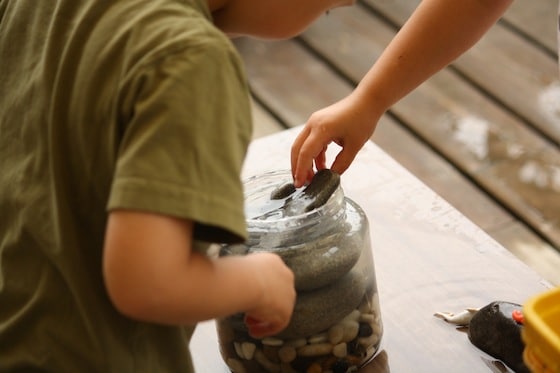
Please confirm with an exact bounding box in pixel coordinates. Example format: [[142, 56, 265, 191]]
[[291, 0, 513, 187], [103, 210, 295, 337]]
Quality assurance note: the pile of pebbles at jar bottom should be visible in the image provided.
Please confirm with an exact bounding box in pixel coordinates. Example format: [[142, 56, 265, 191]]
[[223, 297, 383, 373]]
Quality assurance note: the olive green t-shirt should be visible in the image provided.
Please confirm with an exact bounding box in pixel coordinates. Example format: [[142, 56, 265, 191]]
[[0, 0, 251, 371]]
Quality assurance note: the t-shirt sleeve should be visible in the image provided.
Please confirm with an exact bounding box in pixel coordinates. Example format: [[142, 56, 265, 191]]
[[108, 35, 252, 244]]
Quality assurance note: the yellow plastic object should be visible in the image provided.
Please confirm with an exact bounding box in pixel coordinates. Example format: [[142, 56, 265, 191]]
[[522, 287, 560, 373]]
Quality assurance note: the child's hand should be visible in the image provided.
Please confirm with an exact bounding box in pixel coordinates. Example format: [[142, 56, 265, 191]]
[[290, 93, 378, 187], [243, 252, 295, 338]]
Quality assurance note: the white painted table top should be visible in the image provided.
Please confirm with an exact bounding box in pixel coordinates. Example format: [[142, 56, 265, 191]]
[[191, 126, 551, 372]]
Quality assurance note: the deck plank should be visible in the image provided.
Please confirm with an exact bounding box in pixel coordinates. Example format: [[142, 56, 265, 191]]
[[236, 39, 354, 125], [249, 98, 284, 140], [504, 0, 558, 56], [362, 0, 560, 145], [361, 0, 558, 57]]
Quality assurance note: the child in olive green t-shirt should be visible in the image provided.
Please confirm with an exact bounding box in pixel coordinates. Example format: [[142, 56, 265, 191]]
[[0, 0, 353, 371]]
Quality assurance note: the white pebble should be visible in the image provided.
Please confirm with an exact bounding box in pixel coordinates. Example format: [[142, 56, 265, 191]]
[[359, 313, 375, 323], [342, 309, 361, 322], [332, 342, 347, 358], [372, 322, 383, 336], [371, 293, 381, 313], [328, 324, 344, 345], [308, 332, 328, 344], [278, 345, 297, 363], [297, 343, 333, 357], [341, 320, 359, 342], [233, 342, 244, 359], [241, 342, 256, 360], [358, 301, 371, 314]]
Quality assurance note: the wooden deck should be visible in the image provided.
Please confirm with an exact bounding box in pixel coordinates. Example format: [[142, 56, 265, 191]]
[[233, 0, 560, 285]]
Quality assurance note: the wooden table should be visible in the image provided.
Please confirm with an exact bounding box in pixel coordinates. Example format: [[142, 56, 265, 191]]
[[190, 127, 553, 372]]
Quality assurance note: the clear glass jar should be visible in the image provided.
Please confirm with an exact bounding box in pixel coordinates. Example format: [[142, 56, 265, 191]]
[[217, 170, 383, 373]]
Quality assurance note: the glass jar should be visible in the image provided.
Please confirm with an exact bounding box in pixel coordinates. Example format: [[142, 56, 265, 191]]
[[217, 170, 383, 373]]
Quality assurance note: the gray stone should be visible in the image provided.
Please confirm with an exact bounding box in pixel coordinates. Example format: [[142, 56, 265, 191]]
[[270, 182, 296, 200], [284, 169, 341, 213], [276, 266, 367, 339]]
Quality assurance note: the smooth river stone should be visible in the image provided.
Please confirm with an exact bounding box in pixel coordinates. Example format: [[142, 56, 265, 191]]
[[300, 169, 340, 212], [253, 169, 340, 220], [220, 264, 368, 340], [270, 182, 296, 200], [276, 265, 367, 339]]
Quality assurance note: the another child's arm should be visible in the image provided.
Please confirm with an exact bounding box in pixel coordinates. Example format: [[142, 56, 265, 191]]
[[290, 0, 513, 187], [103, 210, 295, 338]]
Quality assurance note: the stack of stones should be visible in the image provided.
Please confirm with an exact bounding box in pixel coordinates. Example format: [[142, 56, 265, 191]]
[[217, 170, 383, 372], [218, 293, 382, 373]]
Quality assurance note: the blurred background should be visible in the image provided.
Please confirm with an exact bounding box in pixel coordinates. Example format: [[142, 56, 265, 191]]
[[233, 0, 560, 285]]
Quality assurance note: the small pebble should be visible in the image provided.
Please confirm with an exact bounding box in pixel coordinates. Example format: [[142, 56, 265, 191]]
[[332, 343, 347, 358], [308, 332, 328, 344], [342, 309, 360, 323], [372, 323, 383, 336], [298, 343, 333, 357], [270, 182, 296, 200], [358, 300, 372, 314], [358, 332, 379, 347], [233, 342, 244, 359], [241, 342, 256, 360], [359, 313, 375, 323], [371, 293, 380, 312], [298, 169, 340, 212], [328, 324, 344, 345], [263, 345, 281, 363], [340, 320, 359, 342], [278, 346, 297, 363]]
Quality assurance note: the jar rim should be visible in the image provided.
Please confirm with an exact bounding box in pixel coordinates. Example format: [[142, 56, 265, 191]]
[[243, 169, 344, 229]]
